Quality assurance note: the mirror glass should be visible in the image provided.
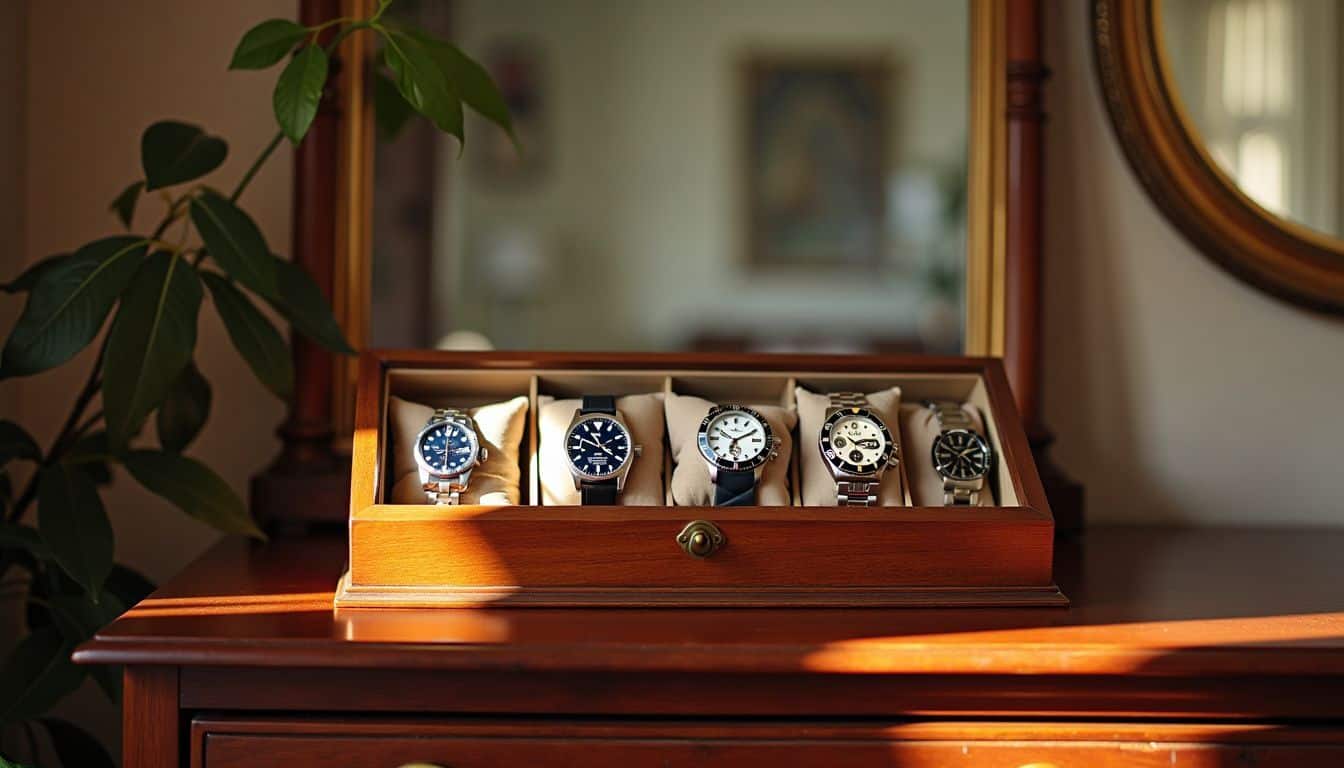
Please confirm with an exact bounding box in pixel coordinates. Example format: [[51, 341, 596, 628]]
[[1160, 0, 1344, 240], [371, 0, 971, 353]]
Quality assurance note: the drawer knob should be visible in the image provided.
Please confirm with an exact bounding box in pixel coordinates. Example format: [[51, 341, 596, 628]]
[[677, 520, 724, 559]]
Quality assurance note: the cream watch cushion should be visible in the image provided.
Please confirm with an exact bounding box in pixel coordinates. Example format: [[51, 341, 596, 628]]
[[901, 401, 994, 506], [537, 393, 666, 505], [795, 386, 906, 506], [665, 392, 795, 506], [388, 394, 529, 505]]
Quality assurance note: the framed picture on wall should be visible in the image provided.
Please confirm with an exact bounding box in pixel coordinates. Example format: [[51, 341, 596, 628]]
[[471, 40, 548, 186], [742, 52, 891, 271]]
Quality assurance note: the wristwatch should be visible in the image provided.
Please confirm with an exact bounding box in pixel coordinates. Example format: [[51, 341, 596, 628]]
[[925, 400, 994, 506], [818, 392, 898, 506], [696, 404, 781, 506], [414, 408, 488, 505], [564, 395, 642, 504]]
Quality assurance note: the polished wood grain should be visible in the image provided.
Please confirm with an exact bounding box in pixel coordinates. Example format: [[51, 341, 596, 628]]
[[124, 666, 178, 768], [78, 528, 1344, 674], [341, 351, 1059, 607], [191, 717, 1344, 768], [86, 528, 1344, 766]]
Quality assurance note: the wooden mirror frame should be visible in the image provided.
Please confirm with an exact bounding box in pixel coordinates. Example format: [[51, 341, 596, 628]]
[[1093, 0, 1344, 315], [255, 0, 1083, 530]]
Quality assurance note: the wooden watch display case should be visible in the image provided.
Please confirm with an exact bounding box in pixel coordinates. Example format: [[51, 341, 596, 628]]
[[335, 350, 1066, 608]]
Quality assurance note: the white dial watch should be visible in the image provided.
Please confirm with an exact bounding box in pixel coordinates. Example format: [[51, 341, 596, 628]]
[[818, 393, 898, 506]]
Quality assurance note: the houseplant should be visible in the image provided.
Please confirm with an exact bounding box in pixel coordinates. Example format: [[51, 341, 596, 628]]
[[0, 1, 511, 763]]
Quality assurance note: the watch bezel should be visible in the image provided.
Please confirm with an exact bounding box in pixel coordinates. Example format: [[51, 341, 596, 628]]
[[819, 406, 896, 477], [564, 412, 636, 482], [696, 404, 776, 472], [930, 428, 993, 482], [413, 417, 481, 480]]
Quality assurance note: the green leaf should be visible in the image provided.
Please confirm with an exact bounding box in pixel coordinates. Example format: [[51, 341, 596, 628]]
[[110, 180, 145, 229], [0, 421, 40, 467], [41, 590, 125, 699], [201, 273, 293, 398], [140, 121, 228, 191], [273, 45, 328, 144], [418, 35, 514, 140], [102, 252, 202, 450], [373, 69, 415, 141], [267, 256, 355, 354], [0, 522, 50, 560], [0, 627, 84, 724], [66, 431, 113, 485], [37, 464, 113, 598], [0, 237, 147, 378], [106, 563, 156, 608], [381, 30, 463, 141], [1, 252, 68, 294], [156, 362, 212, 452], [123, 450, 265, 539], [189, 188, 278, 299], [40, 718, 116, 768], [0, 754, 35, 768], [43, 591, 124, 648], [230, 18, 307, 70]]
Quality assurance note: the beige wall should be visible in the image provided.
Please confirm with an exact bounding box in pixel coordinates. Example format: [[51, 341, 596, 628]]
[[1043, 0, 1344, 526], [13, 0, 295, 754]]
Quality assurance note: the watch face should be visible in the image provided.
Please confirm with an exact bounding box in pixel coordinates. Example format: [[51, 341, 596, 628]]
[[931, 429, 992, 481], [416, 420, 478, 477], [565, 414, 633, 480], [697, 406, 774, 471], [819, 407, 894, 476]]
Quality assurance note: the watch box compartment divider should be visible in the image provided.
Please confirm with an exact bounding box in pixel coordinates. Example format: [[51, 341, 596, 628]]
[[340, 351, 1066, 609]]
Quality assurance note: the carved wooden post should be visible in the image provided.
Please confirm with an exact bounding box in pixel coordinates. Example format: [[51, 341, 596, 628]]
[[251, 0, 351, 529], [1005, 0, 1084, 531]]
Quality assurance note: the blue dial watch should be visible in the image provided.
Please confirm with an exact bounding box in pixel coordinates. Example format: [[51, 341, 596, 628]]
[[414, 408, 487, 504], [564, 395, 641, 505]]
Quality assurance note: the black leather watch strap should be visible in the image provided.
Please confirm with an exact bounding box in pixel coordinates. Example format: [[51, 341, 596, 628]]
[[580, 479, 619, 505], [714, 469, 757, 507], [580, 395, 617, 414]]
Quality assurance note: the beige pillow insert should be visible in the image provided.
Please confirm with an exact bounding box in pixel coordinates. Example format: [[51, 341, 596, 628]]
[[387, 394, 529, 505], [537, 393, 666, 505], [665, 392, 796, 506], [795, 386, 906, 506], [901, 402, 995, 507]]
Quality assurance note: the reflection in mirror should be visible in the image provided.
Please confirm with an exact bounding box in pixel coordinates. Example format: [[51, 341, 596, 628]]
[[372, 0, 970, 354], [1160, 0, 1343, 239]]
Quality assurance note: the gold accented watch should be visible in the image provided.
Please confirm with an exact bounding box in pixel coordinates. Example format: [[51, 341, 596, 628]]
[[925, 400, 994, 506], [818, 392, 898, 507]]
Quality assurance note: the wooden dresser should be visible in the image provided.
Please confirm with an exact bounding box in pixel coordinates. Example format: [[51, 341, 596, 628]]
[[77, 527, 1344, 767]]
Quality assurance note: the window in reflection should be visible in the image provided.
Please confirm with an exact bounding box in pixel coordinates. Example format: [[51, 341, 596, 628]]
[[1164, 0, 1342, 236], [372, 0, 971, 354]]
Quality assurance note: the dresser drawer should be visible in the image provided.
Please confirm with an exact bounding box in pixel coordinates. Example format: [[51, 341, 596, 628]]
[[193, 717, 1344, 768]]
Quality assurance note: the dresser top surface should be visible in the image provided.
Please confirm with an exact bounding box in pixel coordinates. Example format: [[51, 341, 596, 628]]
[[75, 527, 1344, 678]]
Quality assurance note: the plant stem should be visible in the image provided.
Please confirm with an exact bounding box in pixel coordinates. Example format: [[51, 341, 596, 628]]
[[229, 130, 284, 203], [7, 341, 108, 524], [230, 20, 371, 205]]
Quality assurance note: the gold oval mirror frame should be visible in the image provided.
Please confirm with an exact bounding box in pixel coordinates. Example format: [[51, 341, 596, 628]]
[[1093, 0, 1344, 314]]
